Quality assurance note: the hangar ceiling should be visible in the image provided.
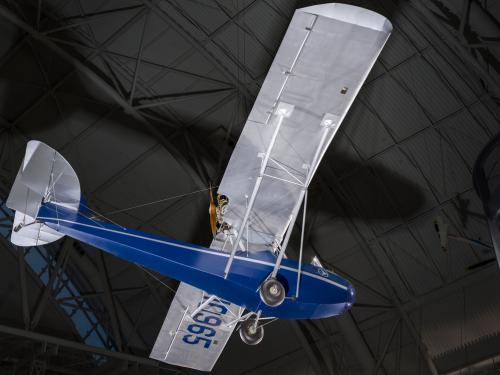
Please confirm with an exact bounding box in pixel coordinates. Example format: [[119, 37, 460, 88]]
[[0, 0, 500, 374]]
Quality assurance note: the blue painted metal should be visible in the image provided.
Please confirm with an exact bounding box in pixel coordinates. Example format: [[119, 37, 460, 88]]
[[37, 202, 354, 320]]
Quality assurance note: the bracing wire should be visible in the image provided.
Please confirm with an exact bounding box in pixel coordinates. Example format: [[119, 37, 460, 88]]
[[55, 185, 220, 230], [101, 185, 219, 216], [77, 200, 125, 230], [83, 172, 250, 221], [136, 264, 178, 295]]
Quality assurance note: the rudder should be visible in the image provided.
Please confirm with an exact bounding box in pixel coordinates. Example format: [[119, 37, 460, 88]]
[[6, 140, 81, 246]]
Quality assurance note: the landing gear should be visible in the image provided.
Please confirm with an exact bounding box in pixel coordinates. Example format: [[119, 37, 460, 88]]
[[259, 277, 285, 307], [239, 318, 264, 345]]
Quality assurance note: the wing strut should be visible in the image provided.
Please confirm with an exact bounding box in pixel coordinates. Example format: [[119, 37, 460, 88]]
[[223, 102, 294, 277], [271, 114, 339, 278], [223, 15, 319, 277], [296, 189, 308, 299], [189, 294, 216, 318]]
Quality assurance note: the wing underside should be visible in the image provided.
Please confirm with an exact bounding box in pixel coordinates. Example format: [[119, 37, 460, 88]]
[[150, 283, 240, 372], [214, 4, 392, 252], [150, 4, 391, 371]]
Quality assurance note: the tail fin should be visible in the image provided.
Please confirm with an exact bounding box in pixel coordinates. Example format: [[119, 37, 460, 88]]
[[6, 140, 81, 247]]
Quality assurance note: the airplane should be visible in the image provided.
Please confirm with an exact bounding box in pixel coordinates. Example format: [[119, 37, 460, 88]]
[[5, 3, 392, 372]]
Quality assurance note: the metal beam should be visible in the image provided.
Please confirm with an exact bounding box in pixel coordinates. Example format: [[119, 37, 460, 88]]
[[0, 324, 181, 372], [97, 253, 124, 351], [406, 0, 500, 99], [458, 0, 470, 36], [42, 5, 145, 35], [301, 227, 382, 374], [290, 321, 332, 375], [213, 0, 275, 57], [129, 11, 149, 105], [133, 87, 234, 109], [45, 38, 233, 87], [336, 312, 376, 375], [0, 4, 146, 136], [315, 171, 439, 375], [142, 0, 254, 101], [359, 262, 498, 333], [56, 286, 149, 302], [30, 27, 237, 187], [183, 131, 210, 184], [373, 318, 400, 374], [31, 238, 73, 329], [438, 340, 500, 374], [17, 246, 30, 330], [91, 359, 128, 375], [352, 225, 439, 375], [87, 91, 236, 200], [68, 245, 150, 351], [36, 0, 42, 30], [0, 3, 206, 190]]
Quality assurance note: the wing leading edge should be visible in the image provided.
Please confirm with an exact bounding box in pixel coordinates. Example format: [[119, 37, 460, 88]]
[[150, 3, 391, 371]]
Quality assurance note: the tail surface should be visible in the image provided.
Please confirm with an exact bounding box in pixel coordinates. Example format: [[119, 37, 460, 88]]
[[6, 140, 81, 246]]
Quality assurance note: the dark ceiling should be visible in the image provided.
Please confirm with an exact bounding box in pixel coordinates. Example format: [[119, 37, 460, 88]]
[[1, 0, 500, 374]]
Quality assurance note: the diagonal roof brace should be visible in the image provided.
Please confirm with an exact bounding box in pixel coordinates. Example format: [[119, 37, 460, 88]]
[[0, 3, 206, 190]]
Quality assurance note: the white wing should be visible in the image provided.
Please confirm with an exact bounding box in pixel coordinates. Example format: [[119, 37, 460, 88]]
[[214, 3, 392, 252], [150, 283, 240, 372], [150, 4, 391, 371]]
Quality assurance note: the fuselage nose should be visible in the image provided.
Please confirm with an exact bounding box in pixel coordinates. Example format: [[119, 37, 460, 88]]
[[346, 281, 356, 309]]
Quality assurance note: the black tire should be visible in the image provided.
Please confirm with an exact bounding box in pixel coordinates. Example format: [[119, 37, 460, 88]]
[[259, 277, 286, 307], [239, 319, 264, 345]]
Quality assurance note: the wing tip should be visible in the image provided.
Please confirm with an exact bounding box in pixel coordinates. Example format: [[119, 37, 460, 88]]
[[298, 3, 393, 34]]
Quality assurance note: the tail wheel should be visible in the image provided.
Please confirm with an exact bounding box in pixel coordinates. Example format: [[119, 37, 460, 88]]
[[259, 277, 286, 307], [239, 319, 264, 345]]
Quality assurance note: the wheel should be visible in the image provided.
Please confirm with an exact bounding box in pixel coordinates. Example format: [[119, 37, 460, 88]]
[[259, 277, 286, 307], [239, 319, 264, 345]]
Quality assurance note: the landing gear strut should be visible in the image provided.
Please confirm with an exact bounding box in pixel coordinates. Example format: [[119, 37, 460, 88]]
[[239, 318, 264, 345], [259, 277, 285, 307]]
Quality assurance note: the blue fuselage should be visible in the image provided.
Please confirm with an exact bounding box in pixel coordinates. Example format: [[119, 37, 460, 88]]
[[38, 203, 354, 319]]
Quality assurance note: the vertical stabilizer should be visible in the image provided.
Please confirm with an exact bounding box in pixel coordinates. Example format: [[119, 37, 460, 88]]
[[6, 140, 81, 246]]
